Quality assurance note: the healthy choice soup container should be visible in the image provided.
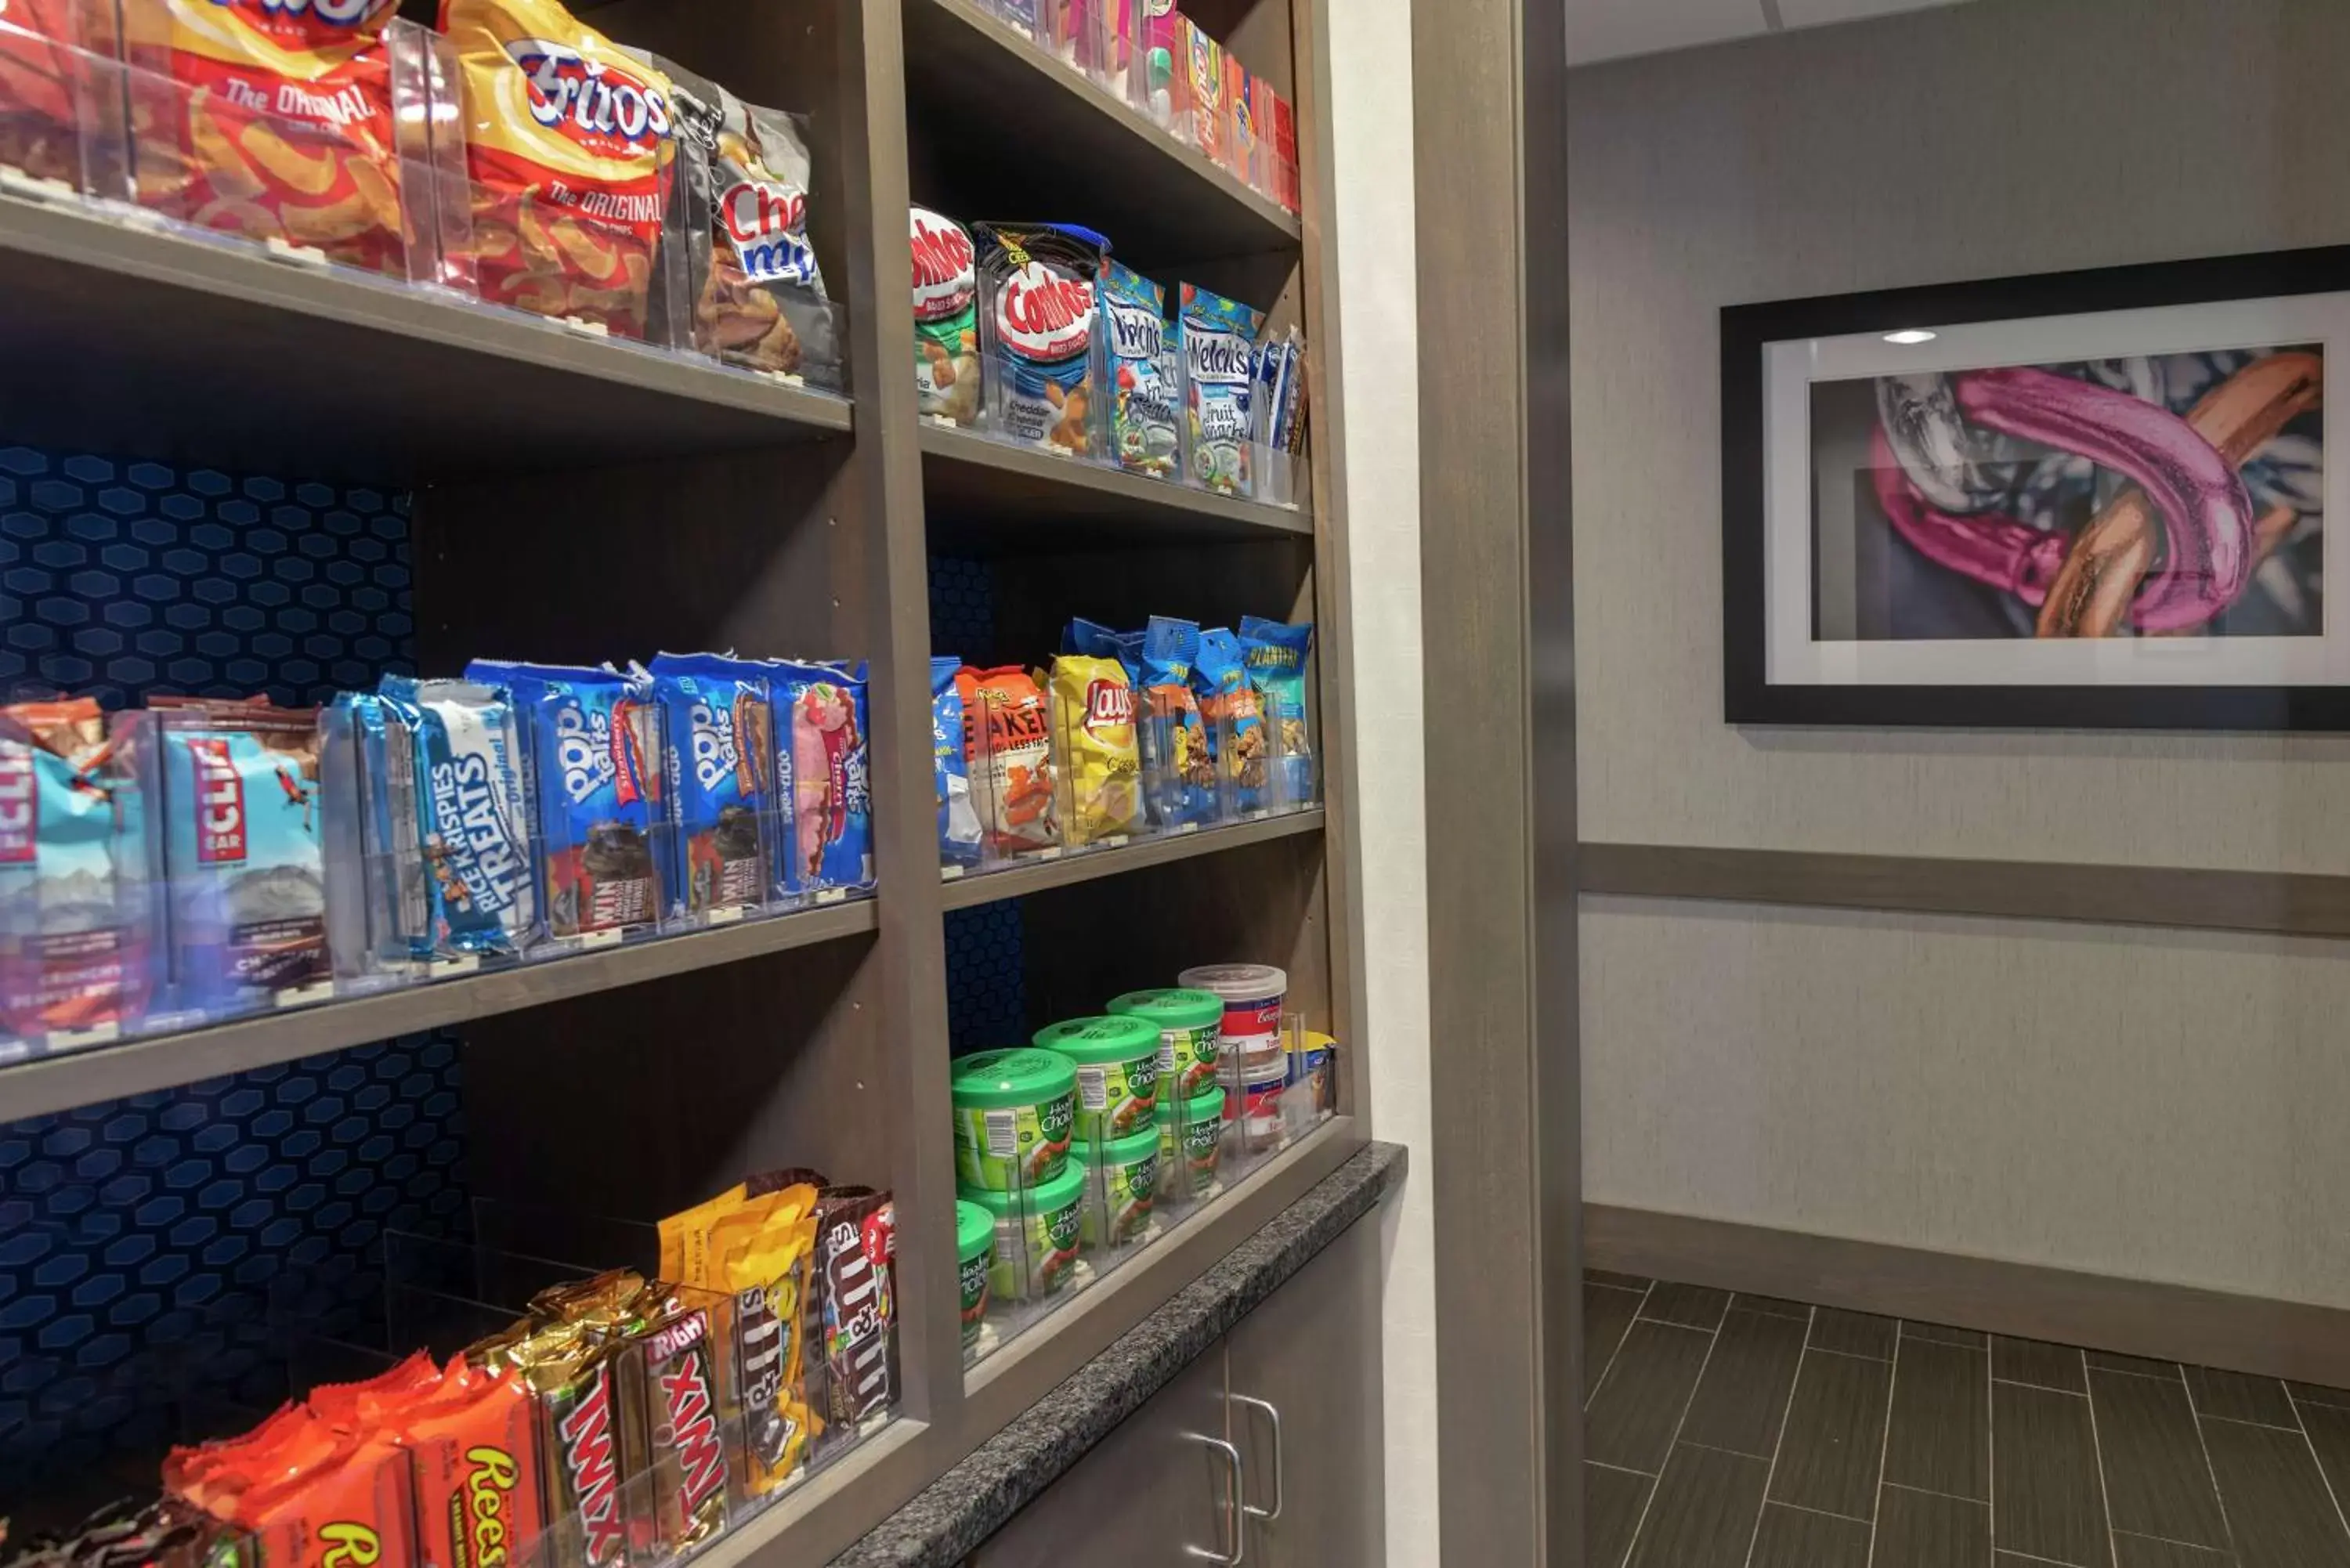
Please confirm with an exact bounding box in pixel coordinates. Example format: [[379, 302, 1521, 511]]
[[1156, 1082, 1226, 1200], [951, 1047, 1079, 1190], [1074, 1125, 1160, 1247], [965, 1158, 1085, 1302], [1032, 1014, 1162, 1144], [1177, 964, 1289, 1059], [957, 1198, 995, 1349], [1107, 988, 1224, 1100]]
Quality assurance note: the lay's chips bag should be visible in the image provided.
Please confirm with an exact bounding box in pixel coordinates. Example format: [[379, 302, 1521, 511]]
[[440, 0, 678, 338], [1049, 653, 1140, 845]]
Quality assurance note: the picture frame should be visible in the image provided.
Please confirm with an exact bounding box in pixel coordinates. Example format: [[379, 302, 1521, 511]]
[[1722, 245, 2350, 730]]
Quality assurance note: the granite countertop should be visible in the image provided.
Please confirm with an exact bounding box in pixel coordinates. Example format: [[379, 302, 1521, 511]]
[[830, 1140, 1408, 1567]]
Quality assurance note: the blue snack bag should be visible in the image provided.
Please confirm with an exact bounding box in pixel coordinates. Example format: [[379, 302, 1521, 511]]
[[327, 689, 424, 966], [1140, 615, 1214, 827], [1064, 616, 1144, 691], [1237, 616, 1315, 806], [1179, 282, 1265, 497], [769, 659, 875, 894], [1102, 258, 1178, 478], [1191, 627, 1266, 812], [933, 656, 983, 867], [467, 660, 664, 940], [379, 677, 533, 959], [645, 654, 776, 919]]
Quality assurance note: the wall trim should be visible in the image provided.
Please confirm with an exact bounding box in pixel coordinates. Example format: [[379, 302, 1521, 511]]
[[1577, 842, 2350, 940], [1586, 1203, 2350, 1389]]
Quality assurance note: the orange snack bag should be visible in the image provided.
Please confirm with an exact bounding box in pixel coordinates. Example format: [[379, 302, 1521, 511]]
[[120, 0, 410, 274], [439, 0, 676, 338], [403, 1356, 547, 1568], [237, 1427, 419, 1568], [955, 667, 1058, 856], [308, 1349, 443, 1430], [0, 0, 116, 190]]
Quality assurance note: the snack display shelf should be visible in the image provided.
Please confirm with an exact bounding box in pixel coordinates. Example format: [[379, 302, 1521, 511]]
[[0, 896, 879, 1123], [902, 0, 1301, 263], [0, 191, 853, 482], [938, 806, 1324, 909], [918, 419, 1314, 547]]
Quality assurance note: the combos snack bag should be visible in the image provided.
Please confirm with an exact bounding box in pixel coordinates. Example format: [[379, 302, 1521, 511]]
[[911, 206, 980, 424], [0, 698, 149, 1043], [976, 221, 1103, 457], [467, 660, 664, 941], [1049, 654, 1140, 846], [931, 656, 982, 868], [1138, 615, 1213, 827], [956, 666, 1057, 856], [1180, 282, 1264, 496], [766, 660, 873, 896], [122, 0, 411, 274], [1102, 259, 1178, 478], [441, 0, 677, 338], [1238, 616, 1314, 804], [643, 55, 840, 385], [645, 654, 773, 919]]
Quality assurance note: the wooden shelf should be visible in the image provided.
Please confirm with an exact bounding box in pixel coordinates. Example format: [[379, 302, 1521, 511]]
[[919, 421, 1311, 548], [901, 0, 1300, 266], [939, 808, 1325, 909], [0, 193, 852, 482], [0, 899, 878, 1123]]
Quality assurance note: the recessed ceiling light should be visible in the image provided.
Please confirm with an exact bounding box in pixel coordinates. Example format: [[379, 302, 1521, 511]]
[[1882, 329, 1938, 345]]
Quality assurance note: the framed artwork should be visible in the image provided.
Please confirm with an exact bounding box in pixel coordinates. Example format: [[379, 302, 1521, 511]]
[[1722, 247, 2348, 728]]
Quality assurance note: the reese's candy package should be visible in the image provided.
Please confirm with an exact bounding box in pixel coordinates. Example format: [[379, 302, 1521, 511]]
[[911, 206, 980, 424], [1139, 616, 1214, 828], [931, 657, 982, 869], [645, 655, 774, 919], [975, 221, 1103, 457], [467, 660, 663, 941], [153, 697, 327, 1007], [380, 677, 533, 959], [1238, 617, 1314, 804], [1050, 654, 1141, 846], [0, 698, 149, 1045], [1101, 258, 1177, 478], [1179, 282, 1264, 496], [956, 666, 1057, 856], [440, 0, 677, 338], [766, 660, 873, 897], [1192, 627, 1265, 811], [121, 0, 408, 274], [634, 54, 840, 386], [400, 1356, 545, 1568]]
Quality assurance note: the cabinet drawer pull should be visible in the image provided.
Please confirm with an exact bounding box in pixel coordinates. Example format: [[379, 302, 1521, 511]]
[[1186, 1433, 1246, 1564], [1231, 1393, 1285, 1523]]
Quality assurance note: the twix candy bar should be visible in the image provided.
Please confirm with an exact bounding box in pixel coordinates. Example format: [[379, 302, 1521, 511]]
[[474, 1317, 637, 1568]]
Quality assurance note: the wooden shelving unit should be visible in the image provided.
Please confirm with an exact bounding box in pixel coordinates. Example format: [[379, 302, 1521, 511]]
[[0, 0, 1361, 1559]]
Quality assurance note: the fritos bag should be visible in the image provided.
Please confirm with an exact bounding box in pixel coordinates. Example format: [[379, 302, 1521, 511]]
[[122, 0, 410, 274], [441, 0, 677, 338]]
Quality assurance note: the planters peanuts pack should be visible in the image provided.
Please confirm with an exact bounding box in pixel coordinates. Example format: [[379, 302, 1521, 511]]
[[378, 677, 533, 959], [768, 660, 873, 894], [1139, 616, 1214, 828], [645, 654, 777, 918], [1238, 616, 1314, 805], [467, 659, 665, 940], [1191, 627, 1265, 813]]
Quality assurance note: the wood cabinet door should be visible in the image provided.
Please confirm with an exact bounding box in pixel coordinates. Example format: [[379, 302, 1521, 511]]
[[1223, 1215, 1385, 1568], [970, 1341, 1238, 1567]]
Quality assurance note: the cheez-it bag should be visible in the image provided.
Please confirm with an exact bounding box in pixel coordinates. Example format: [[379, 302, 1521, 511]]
[[440, 0, 675, 339], [122, 0, 408, 275]]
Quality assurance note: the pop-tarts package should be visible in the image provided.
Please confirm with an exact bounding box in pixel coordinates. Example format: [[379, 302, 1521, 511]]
[[1238, 616, 1314, 804], [1139, 616, 1214, 828], [769, 660, 874, 895], [0, 699, 150, 1046], [1101, 259, 1178, 479], [466, 660, 664, 941], [645, 654, 776, 919], [1191, 627, 1265, 811], [379, 677, 533, 959], [1178, 283, 1264, 497], [932, 657, 982, 868], [153, 698, 329, 1008]]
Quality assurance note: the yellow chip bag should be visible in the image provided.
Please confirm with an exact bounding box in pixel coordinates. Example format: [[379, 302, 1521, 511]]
[[1049, 654, 1141, 845]]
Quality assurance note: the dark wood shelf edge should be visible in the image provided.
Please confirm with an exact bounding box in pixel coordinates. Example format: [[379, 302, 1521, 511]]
[[0, 193, 856, 435], [917, 421, 1314, 537], [0, 898, 880, 1122], [939, 809, 1325, 909]]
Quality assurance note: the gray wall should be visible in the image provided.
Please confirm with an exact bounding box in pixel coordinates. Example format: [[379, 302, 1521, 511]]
[[1572, 0, 2350, 1306]]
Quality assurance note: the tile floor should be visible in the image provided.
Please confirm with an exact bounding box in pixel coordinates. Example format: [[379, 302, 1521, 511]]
[[1585, 1270, 2350, 1568]]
